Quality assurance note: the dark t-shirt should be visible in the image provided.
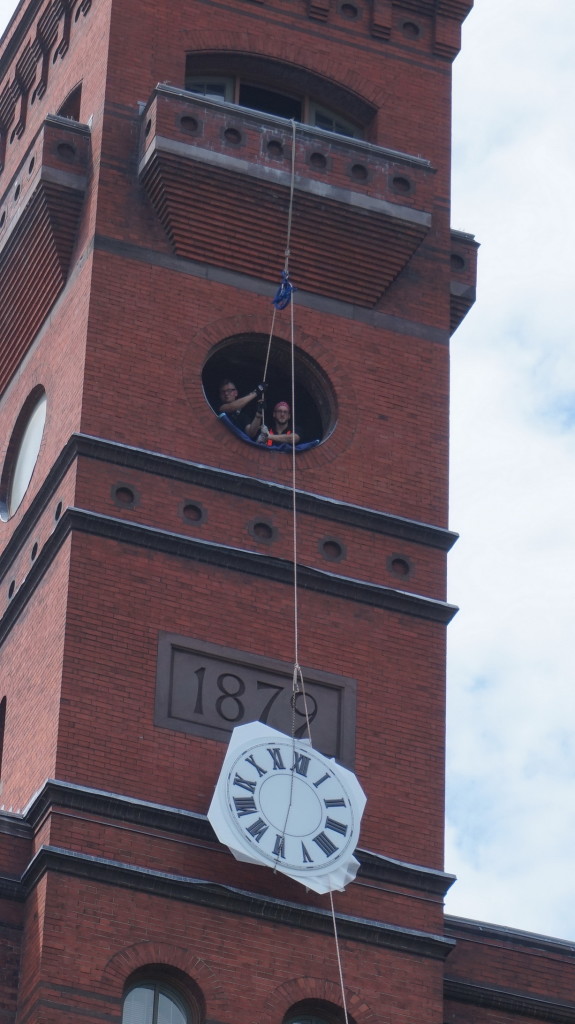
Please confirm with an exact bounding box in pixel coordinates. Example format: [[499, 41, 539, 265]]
[[227, 407, 252, 433]]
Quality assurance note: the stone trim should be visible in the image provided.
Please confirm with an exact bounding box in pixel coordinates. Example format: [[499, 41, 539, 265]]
[[22, 844, 455, 960], [445, 915, 575, 954], [0, 504, 456, 648], [444, 977, 575, 1023], [0, 434, 457, 587], [19, 779, 455, 895]]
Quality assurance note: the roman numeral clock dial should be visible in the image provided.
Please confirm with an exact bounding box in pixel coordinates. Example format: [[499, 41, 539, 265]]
[[208, 722, 366, 894]]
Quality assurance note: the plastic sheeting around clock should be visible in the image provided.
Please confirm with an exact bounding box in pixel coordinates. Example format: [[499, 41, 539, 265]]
[[208, 721, 366, 895]]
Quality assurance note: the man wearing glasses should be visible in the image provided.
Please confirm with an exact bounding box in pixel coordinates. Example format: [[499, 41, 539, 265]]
[[218, 379, 265, 439]]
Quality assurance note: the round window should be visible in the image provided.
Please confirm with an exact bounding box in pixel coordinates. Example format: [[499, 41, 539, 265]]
[[0, 389, 47, 521], [202, 332, 336, 446]]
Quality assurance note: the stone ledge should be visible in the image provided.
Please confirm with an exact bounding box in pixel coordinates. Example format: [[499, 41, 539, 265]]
[[22, 843, 456, 960]]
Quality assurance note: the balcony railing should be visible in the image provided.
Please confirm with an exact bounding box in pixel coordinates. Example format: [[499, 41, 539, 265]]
[[139, 85, 435, 308]]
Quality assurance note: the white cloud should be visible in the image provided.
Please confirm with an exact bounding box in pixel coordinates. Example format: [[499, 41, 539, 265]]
[[447, 0, 575, 939], [0, 0, 15, 35]]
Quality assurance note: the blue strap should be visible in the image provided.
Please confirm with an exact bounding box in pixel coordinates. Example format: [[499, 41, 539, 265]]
[[272, 270, 295, 310], [219, 414, 320, 452]]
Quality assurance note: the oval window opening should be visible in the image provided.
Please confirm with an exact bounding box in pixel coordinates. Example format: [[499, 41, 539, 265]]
[[202, 333, 335, 449], [1, 389, 47, 520]]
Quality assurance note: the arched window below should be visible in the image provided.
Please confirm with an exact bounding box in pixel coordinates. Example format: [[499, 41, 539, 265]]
[[186, 75, 360, 137], [122, 967, 203, 1024], [122, 983, 190, 1024], [284, 999, 354, 1024]]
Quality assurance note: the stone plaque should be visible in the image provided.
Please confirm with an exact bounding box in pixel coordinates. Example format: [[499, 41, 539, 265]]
[[155, 633, 357, 764]]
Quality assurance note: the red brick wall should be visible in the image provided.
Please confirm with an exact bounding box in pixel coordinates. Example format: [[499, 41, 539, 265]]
[[47, 530, 446, 868], [81, 253, 450, 526], [0, 543, 71, 812], [445, 919, 575, 1005], [14, 872, 446, 1024], [0, 0, 469, 1019]]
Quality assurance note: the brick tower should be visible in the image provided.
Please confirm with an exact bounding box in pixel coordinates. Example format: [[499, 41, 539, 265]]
[[7, 0, 563, 1022]]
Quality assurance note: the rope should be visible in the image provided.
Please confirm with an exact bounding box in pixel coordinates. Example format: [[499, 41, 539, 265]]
[[272, 118, 304, 873], [330, 892, 350, 1024], [265, 122, 350, 1024], [263, 120, 297, 384]]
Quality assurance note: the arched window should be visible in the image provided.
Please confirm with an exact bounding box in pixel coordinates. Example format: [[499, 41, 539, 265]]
[[122, 967, 203, 1024], [184, 55, 375, 140], [122, 982, 190, 1024], [284, 1000, 353, 1024], [186, 76, 359, 137]]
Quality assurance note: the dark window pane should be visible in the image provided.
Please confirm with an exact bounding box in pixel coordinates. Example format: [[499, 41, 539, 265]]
[[187, 79, 230, 100], [239, 84, 302, 120]]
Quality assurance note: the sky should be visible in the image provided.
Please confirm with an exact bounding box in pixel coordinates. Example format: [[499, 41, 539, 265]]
[[0, 0, 574, 942], [446, 0, 575, 940]]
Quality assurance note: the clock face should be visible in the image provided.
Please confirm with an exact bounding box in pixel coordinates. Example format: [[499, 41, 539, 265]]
[[226, 736, 356, 870], [208, 722, 366, 893]]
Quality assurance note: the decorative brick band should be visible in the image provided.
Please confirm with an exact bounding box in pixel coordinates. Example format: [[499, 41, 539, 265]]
[[0, 434, 457, 592], [19, 778, 455, 896], [21, 844, 456, 960], [444, 977, 575, 1024], [0, 503, 457, 650]]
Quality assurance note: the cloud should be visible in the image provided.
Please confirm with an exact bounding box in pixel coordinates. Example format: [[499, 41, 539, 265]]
[[0, 1, 15, 35], [447, 0, 575, 939]]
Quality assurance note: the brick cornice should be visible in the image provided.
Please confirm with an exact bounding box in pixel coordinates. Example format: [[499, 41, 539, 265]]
[[0, 433, 457, 584], [445, 915, 575, 955], [22, 844, 456, 960], [0, 503, 456, 647], [0, 873, 24, 900], [19, 778, 455, 896], [359, 846, 454, 896], [25, 778, 213, 839], [444, 977, 575, 1023], [0, 781, 455, 915], [394, 0, 472, 23]]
